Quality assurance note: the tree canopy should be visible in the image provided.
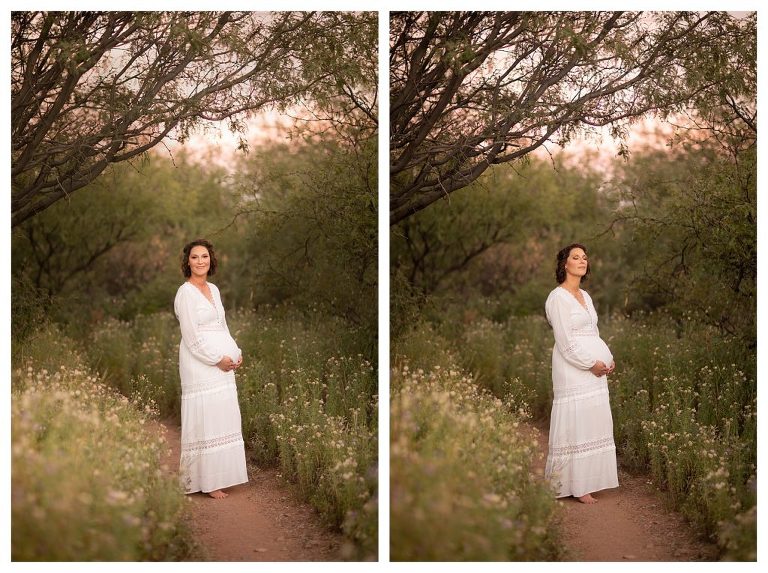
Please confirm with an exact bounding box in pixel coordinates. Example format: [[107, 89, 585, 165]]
[[11, 11, 376, 227], [389, 11, 756, 224]]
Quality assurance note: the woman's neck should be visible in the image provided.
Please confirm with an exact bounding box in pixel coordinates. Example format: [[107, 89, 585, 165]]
[[561, 276, 581, 292], [188, 276, 207, 287]]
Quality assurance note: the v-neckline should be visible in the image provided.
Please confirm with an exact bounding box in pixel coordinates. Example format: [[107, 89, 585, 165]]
[[187, 281, 216, 308], [559, 286, 588, 311]]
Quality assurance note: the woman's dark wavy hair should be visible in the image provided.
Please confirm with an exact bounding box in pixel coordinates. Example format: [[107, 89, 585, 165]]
[[555, 243, 590, 284], [181, 239, 217, 278]]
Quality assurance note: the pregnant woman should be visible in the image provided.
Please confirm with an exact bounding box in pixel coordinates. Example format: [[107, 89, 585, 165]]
[[544, 243, 619, 504], [174, 238, 248, 499]]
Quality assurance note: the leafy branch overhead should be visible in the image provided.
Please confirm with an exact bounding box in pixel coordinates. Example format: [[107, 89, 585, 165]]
[[389, 11, 756, 224], [11, 11, 377, 227]]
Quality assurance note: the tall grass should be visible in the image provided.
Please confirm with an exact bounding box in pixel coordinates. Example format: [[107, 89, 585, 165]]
[[11, 327, 194, 561], [233, 308, 378, 558], [605, 316, 756, 560], [390, 325, 562, 561], [88, 313, 182, 417]]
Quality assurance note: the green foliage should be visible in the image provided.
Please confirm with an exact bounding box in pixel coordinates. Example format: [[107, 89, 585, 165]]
[[11, 273, 51, 346], [390, 354, 562, 561], [11, 152, 235, 325], [220, 308, 379, 560], [391, 156, 622, 331], [12, 135, 378, 356], [390, 323, 457, 378], [228, 137, 377, 355], [88, 313, 182, 417], [607, 143, 756, 347], [391, 167, 539, 295], [11, 325, 87, 384], [458, 318, 511, 397], [718, 506, 757, 561], [11, 330, 195, 561], [603, 316, 755, 555]]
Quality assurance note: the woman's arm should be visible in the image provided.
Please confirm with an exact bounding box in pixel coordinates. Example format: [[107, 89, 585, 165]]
[[174, 287, 225, 366], [546, 292, 598, 370]]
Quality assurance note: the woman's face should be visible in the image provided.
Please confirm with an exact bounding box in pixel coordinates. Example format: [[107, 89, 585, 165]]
[[188, 245, 210, 278], [564, 247, 588, 278]]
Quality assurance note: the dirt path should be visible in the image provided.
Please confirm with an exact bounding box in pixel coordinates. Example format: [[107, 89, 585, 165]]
[[528, 422, 719, 562], [157, 420, 345, 561]]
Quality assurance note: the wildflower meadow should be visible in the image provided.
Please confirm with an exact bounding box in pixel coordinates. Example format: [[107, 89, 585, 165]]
[[391, 302, 756, 560], [390, 325, 563, 561], [11, 328, 195, 561], [84, 306, 379, 559], [12, 305, 378, 561]]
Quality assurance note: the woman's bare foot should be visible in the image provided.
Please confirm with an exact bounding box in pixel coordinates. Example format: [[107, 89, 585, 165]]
[[577, 493, 598, 504], [208, 489, 228, 499]]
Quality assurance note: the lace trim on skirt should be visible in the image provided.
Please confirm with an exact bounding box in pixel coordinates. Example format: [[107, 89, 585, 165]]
[[547, 435, 615, 460], [181, 432, 244, 457]]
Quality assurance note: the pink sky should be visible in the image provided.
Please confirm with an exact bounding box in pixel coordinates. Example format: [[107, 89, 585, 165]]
[[171, 108, 675, 174], [162, 109, 297, 169], [539, 116, 678, 171]]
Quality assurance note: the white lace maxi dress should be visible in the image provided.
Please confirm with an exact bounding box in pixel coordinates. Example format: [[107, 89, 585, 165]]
[[174, 281, 248, 494], [544, 287, 619, 498]]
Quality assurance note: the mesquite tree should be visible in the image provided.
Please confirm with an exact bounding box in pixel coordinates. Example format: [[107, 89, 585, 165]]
[[390, 11, 755, 224], [11, 11, 376, 227]]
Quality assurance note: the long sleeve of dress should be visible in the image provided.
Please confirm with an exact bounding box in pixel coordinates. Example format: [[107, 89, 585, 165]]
[[546, 292, 597, 370], [175, 287, 224, 366]]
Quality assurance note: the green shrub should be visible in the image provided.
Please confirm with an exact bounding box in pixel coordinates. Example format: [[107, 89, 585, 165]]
[[11, 354, 194, 560], [390, 364, 561, 561]]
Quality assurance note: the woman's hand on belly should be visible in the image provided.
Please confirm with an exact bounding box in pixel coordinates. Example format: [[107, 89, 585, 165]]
[[589, 360, 610, 377], [606, 360, 616, 375], [233, 355, 243, 370], [216, 355, 235, 372]]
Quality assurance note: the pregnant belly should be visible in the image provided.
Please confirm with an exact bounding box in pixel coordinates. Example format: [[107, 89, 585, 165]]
[[580, 336, 613, 365], [205, 331, 241, 362]]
